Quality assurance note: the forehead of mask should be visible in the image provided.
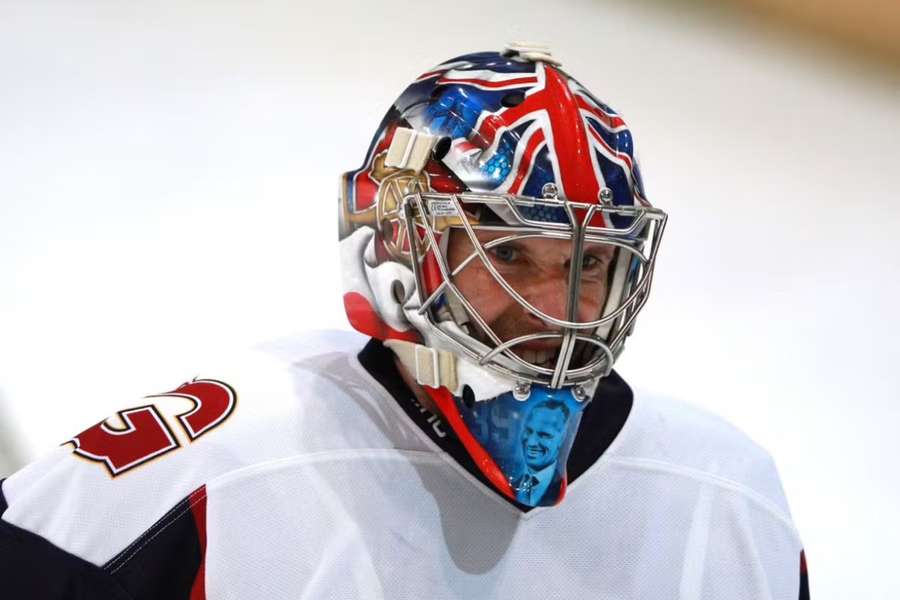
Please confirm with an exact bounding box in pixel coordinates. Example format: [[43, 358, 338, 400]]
[[444, 228, 615, 360]]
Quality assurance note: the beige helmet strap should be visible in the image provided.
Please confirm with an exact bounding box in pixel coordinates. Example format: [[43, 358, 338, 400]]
[[385, 128, 441, 172], [384, 339, 459, 392]]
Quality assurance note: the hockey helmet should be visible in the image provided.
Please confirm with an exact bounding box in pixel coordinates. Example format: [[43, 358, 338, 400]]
[[339, 44, 666, 506]]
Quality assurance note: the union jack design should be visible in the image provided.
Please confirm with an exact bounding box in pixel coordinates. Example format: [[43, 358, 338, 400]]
[[338, 50, 661, 346], [414, 56, 649, 211], [338, 49, 667, 507], [341, 51, 649, 240]]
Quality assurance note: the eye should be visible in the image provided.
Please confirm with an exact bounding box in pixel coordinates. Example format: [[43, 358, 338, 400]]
[[488, 245, 520, 263], [581, 253, 610, 271]]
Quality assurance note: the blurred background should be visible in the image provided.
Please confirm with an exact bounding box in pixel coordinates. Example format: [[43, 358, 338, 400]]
[[1, 0, 898, 596]]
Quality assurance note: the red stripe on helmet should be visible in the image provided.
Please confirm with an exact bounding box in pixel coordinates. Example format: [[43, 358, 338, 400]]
[[343, 292, 420, 343]]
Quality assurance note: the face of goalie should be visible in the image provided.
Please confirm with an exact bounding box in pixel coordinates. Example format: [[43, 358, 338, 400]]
[[446, 228, 616, 367]]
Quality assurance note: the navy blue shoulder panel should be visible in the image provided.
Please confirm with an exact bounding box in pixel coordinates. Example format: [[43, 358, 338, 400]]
[[0, 478, 202, 599], [102, 493, 203, 600], [0, 479, 7, 515], [799, 550, 810, 600], [0, 485, 134, 598]]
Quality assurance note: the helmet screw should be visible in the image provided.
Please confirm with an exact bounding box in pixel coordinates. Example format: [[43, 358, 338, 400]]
[[572, 385, 589, 402], [513, 381, 532, 401], [541, 182, 559, 199], [599, 187, 614, 204]]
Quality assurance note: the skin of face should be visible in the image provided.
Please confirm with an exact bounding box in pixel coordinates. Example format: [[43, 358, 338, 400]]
[[393, 226, 616, 415], [521, 405, 567, 471], [445, 228, 615, 355]]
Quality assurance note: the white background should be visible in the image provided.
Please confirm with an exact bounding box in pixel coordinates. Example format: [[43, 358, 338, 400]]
[[2, 1, 898, 597]]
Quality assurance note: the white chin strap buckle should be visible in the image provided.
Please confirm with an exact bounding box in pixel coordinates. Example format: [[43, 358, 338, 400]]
[[385, 340, 458, 391], [414, 344, 441, 388], [384, 339, 540, 403]]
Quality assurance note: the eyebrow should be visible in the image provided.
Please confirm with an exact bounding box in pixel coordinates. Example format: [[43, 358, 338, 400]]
[[471, 232, 615, 260], [583, 243, 616, 258]]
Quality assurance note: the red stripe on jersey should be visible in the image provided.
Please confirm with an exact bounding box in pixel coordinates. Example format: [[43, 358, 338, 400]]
[[189, 486, 208, 600]]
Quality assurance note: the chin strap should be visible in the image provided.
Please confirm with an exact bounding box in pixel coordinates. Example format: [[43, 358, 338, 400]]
[[384, 339, 458, 392], [385, 338, 524, 400], [386, 338, 516, 502], [386, 337, 581, 507], [421, 385, 515, 501]]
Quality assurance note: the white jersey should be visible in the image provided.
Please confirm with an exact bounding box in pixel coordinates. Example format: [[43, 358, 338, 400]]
[[0, 330, 807, 599]]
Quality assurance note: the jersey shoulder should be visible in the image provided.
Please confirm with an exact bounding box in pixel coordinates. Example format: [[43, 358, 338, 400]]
[[609, 391, 794, 523], [0, 329, 412, 570]]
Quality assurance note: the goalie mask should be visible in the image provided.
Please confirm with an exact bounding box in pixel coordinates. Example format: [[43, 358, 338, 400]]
[[339, 45, 666, 507]]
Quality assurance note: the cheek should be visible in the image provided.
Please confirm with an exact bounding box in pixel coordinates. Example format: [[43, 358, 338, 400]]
[[451, 263, 512, 325], [577, 280, 608, 319]]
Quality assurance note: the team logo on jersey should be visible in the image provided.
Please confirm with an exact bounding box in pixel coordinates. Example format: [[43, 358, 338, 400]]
[[66, 378, 237, 477]]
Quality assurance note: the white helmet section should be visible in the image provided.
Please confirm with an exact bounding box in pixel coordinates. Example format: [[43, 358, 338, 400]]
[[340, 226, 513, 401]]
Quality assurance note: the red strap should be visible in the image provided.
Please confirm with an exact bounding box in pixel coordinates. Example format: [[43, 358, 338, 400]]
[[424, 386, 515, 500]]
